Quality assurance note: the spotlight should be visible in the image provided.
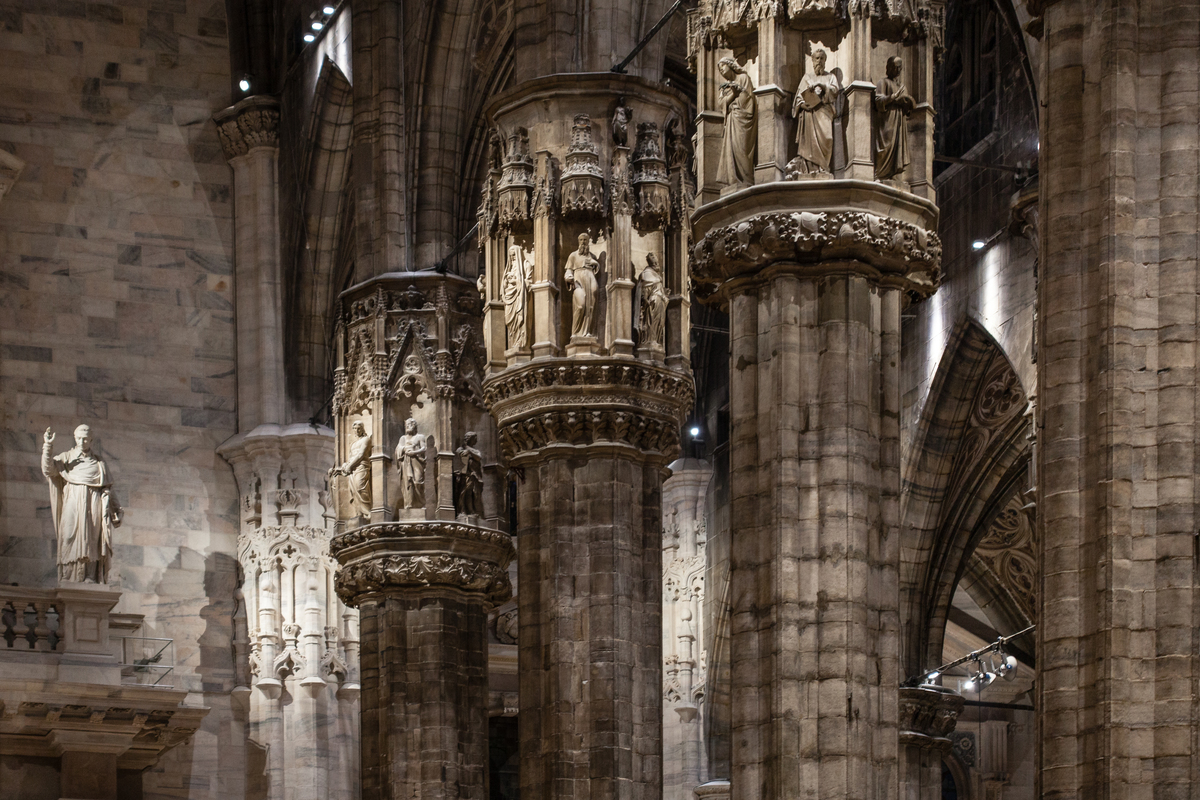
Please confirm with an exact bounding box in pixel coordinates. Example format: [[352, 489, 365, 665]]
[[238, 76, 251, 92], [925, 671, 939, 684], [323, 4, 336, 13], [972, 239, 986, 250], [962, 676, 977, 693], [303, 33, 316, 42], [311, 20, 323, 30], [689, 426, 701, 438], [1000, 653, 1018, 680]]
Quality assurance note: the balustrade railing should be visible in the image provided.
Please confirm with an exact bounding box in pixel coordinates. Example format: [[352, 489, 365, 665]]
[[2, 590, 63, 651], [0, 584, 121, 658]]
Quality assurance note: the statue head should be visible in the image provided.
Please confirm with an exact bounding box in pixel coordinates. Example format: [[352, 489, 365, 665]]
[[577, 233, 591, 254], [646, 252, 660, 270], [405, 417, 417, 435], [464, 431, 478, 447], [813, 49, 828, 74], [352, 420, 367, 437], [74, 424, 92, 453], [718, 57, 741, 79], [887, 55, 903, 79]]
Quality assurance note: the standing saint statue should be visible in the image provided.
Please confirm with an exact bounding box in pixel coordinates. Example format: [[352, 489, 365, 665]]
[[874, 55, 915, 180], [329, 420, 372, 521], [564, 233, 600, 339], [715, 57, 757, 186], [791, 48, 840, 176], [635, 253, 668, 349], [455, 431, 484, 518], [42, 425, 121, 583], [501, 244, 532, 349], [394, 417, 427, 512]]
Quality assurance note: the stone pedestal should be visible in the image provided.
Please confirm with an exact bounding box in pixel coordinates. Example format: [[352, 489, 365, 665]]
[[479, 74, 694, 800], [330, 271, 514, 800], [691, 178, 940, 799]]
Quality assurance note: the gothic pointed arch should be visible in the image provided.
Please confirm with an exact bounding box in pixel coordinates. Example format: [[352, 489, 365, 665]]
[[900, 318, 1032, 678]]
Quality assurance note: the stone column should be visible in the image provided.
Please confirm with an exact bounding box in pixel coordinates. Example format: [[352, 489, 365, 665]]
[[898, 685, 965, 800], [214, 96, 286, 432], [692, 194, 939, 797], [662, 459, 713, 800], [329, 272, 515, 800], [689, 4, 940, 797], [1037, 1, 1200, 795], [479, 75, 694, 800]]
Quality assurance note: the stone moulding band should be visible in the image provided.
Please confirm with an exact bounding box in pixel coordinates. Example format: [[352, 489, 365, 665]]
[[691, 209, 942, 301], [332, 520, 515, 607], [482, 358, 694, 463]]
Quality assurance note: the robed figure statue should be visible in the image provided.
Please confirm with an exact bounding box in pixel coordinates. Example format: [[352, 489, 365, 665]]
[[42, 424, 122, 583], [715, 57, 757, 186], [792, 49, 840, 175], [874, 56, 915, 180], [330, 420, 372, 522], [564, 233, 601, 339]]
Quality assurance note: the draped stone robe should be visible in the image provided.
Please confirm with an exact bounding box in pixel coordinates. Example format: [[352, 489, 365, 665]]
[[43, 446, 118, 583]]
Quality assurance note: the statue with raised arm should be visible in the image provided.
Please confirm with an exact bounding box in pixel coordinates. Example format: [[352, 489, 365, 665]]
[[564, 233, 600, 339], [42, 424, 121, 583], [394, 417, 427, 512], [329, 420, 372, 521], [455, 431, 484, 518], [715, 57, 757, 186], [792, 48, 840, 176], [635, 252, 668, 349], [501, 244, 532, 349], [874, 55, 915, 180]]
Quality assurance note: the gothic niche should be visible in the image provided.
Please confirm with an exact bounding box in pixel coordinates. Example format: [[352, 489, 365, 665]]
[[632, 122, 671, 231]]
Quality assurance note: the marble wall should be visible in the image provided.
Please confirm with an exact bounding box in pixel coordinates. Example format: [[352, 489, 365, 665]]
[[0, 0, 241, 796]]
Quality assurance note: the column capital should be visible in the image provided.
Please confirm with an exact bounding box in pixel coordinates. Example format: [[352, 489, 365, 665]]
[[691, 181, 942, 305], [331, 520, 515, 607], [213, 95, 281, 161], [899, 684, 966, 751]]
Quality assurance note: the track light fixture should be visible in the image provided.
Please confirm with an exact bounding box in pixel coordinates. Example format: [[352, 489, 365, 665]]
[[910, 623, 1033, 695]]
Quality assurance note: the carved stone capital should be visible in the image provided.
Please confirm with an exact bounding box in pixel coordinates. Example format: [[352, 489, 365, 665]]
[[482, 358, 693, 464], [899, 684, 965, 751], [213, 95, 281, 161], [332, 520, 515, 607], [690, 181, 941, 305], [0, 148, 25, 203]]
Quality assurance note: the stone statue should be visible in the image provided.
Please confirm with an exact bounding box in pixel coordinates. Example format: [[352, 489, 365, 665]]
[[501, 244, 532, 349], [635, 253, 668, 349], [329, 420, 372, 521], [394, 417, 427, 512], [874, 55, 915, 180], [564, 233, 600, 339], [612, 99, 631, 147], [715, 57, 757, 186], [41, 425, 121, 583], [791, 49, 840, 175], [455, 431, 483, 518]]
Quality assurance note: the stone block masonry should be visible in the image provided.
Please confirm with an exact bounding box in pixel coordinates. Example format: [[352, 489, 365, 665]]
[[0, 0, 239, 796]]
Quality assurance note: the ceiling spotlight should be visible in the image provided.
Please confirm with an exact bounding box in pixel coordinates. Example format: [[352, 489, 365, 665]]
[[238, 76, 251, 92], [303, 32, 316, 42], [972, 239, 986, 250], [323, 4, 336, 13], [311, 20, 324, 30]]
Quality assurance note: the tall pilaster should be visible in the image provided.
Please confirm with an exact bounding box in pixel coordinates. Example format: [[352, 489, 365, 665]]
[[688, 3, 942, 796], [215, 95, 360, 800], [329, 272, 515, 800], [479, 74, 694, 800]]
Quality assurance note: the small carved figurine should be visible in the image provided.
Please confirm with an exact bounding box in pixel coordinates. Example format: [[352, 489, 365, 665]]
[[792, 49, 841, 175], [455, 431, 483, 518], [612, 99, 631, 147], [635, 253, 668, 349], [329, 420, 372, 521], [501, 244, 532, 349], [874, 56, 915, 181], [394, 417, 427, 512], [42, 424, 122, 583], [715, 57, 757, 186], [564, 233, 600, 339]]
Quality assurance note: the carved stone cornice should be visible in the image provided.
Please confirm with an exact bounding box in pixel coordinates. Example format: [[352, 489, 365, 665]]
[[690, 181, 941, 304], [332, 520, 515, 607], [213, 95, 281, 161], [898, 685, 965, 751], [482, 358, 693, 464]]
